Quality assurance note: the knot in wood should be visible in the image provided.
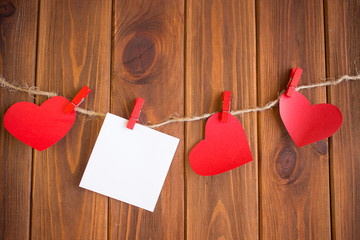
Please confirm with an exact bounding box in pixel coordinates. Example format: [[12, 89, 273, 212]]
[[122, 34, 156, 79], [313, 140, 328, 155], [0, 1, 15, 18], [276, 147, 296, 179]]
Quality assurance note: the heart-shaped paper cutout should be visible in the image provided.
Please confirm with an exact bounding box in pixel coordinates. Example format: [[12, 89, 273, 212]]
[[280, 91, 342, 147], [189, 113, 253, 176], [4, 96, 76, 151]]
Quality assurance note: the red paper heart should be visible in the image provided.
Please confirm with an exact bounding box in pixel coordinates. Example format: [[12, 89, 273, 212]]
[[4, 96, 76, 151], [280, 91, 342, 147], [189, 113, 253, 176]]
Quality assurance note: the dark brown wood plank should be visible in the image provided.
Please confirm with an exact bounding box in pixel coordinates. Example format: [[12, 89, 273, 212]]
[[110, 0, 184, 239], [0, 1, 38, 239], [31, 0, 111, 239], [186, 0, 258, 239], [257, 0, 331, 239], [325, 1, 360, 239]]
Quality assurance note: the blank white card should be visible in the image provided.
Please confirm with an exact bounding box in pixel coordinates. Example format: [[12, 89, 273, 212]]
[[80, 113, 179, 212]]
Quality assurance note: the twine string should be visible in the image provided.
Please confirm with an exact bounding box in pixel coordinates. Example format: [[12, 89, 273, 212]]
[[1, 74, 359, 128]]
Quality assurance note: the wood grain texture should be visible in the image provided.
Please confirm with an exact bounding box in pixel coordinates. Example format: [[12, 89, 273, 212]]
[[186, 0, 258, 239], [325, 1, 360, 239], [31, 0, 111, 239], [110, 0, 184, 239], [0, 0, 38, 239], [0, 0, 359, 238], [257, 0, 331, 239]]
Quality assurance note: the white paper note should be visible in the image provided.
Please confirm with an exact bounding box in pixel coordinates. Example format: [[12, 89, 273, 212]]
[[80, 113, 179, 212]]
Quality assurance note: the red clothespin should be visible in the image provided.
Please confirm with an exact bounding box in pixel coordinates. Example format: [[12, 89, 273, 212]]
[[127, 97, 144, 130], [64, 86, 91, 113], [285, 67, 303, 97], [221, 91, 231, 122]]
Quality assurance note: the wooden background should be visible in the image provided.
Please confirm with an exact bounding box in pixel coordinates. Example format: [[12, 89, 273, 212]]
[[0, 0, 359, 239]]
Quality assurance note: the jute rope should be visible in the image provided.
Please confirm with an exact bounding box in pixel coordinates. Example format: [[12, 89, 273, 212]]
[[1, 74, 359, 128]]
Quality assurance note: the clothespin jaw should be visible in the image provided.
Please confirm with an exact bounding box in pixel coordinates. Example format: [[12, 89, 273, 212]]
[[221, 91, 231, 122], [127, 97, 144, 130], [64, 86, 91, 113], [285, 67, 303, 97]]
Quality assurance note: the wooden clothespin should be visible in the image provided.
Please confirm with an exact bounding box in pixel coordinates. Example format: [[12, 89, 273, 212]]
[[285, 67, 303, 97], [221, 91, 231, 122], [127, 97, 144, 130], [64, 86, 91, 113]]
